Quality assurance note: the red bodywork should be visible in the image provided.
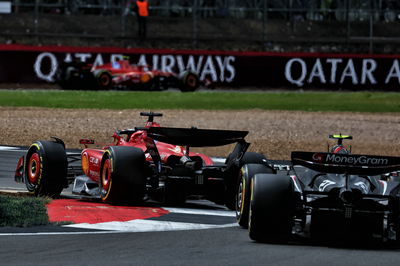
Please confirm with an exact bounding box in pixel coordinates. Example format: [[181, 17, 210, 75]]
[[92, 60, 176, 87], [57, 59, 204, 91], [14, 112, 250, 207], [81, 119, 214, 183]]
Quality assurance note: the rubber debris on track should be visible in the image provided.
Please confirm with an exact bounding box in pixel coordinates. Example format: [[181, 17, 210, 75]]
[[47, 199, 169, 224]]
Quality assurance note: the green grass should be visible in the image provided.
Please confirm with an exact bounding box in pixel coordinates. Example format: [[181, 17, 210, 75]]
[[0, 194, 49, 227], [0, 90, 399, 112]]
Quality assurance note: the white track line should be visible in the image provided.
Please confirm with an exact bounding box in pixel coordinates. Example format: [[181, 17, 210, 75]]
[[64, 220, 237, 232], [0, 222, 237, 236], [62, 208, 236, 233], [164, 208, 235, 217], [0, 231, 120, 236]]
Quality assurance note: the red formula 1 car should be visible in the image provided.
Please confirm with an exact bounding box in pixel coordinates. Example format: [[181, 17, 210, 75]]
[[56, 59, 202, 92], [15, 112, 266, 208]]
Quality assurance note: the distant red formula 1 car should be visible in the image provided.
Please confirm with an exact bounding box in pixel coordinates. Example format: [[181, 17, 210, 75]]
[[15, 112, 266, 208], [56, 59, 204, 92]]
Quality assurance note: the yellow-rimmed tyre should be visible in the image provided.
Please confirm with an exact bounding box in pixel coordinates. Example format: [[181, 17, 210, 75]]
[[224, 152, 270, 210], [236, 163, 275, 228], [248, 173, 295, 243], [25, 141, 67, 197], [100, 146, 148, 204]]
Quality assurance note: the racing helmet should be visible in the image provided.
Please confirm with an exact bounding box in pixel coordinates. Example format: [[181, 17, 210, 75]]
[[328, 134, 352, 154], [330, 145, 350, 154]]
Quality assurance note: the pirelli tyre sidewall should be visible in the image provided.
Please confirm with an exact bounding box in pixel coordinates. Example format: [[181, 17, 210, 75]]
[[236, 163, 275, 228], [100, 146, 147, 204], [248, 173, 295, 243], [224, 152, 268, 210], [179, 71, 199, 92], [56, 64, 79, 90], [25, 141, 67, 197], [57, 62, 92, 90], [93, 70, 113, 90]]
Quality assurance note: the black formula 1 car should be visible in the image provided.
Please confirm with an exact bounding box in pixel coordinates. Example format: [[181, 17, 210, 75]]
[[235, 134, 354, 229], [14, 112, 266, 209], [237, 151, 400, 243]]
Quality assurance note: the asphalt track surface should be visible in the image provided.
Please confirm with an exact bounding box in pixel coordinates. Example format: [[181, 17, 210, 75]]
[[1, 147, 400, 265]]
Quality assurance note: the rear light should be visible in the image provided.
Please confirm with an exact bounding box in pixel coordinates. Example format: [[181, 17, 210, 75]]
[[140, 73, 152, 83], [81, 153, 89, 176]]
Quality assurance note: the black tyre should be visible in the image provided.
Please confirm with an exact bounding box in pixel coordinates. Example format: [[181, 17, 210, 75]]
[[236, 163, 275, 228], [94, 70, 113, 90], [248, 173, 294, 243], [56, 64, 78, 90], [100, 146, 148, 204], [225, 151, 268, 166], [25, 141, 67, 197], [57, 62, 93, 90], [224, 152, 270, 210], [179, 71, 199, 92]]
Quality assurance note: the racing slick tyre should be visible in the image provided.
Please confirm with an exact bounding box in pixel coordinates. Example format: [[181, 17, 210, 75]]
[[25, 140, 68, 197], [224, 152, 270, 210], [225, 152, 268, 167], [236, 163, 275, 228], [179, 71, 199, 92], [56, 63, 79, 90], [100, 146, 148, 204], [57, 61, 94, 90], [93, 70, 113, 90], [241, 152, 268, 165], [248, 173, 295, 243]]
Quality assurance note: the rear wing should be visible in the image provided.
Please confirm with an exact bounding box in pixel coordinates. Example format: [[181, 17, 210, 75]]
[[147, 127, 248, 147], [291, 151, 400, 175]]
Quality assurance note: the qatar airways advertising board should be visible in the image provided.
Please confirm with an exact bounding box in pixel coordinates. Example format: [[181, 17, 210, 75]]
[[0, 44, 399, 90]]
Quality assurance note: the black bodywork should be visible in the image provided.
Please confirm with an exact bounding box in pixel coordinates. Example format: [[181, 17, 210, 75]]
[[137, 126, 250, 206], [289, 152, 400, 241]]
